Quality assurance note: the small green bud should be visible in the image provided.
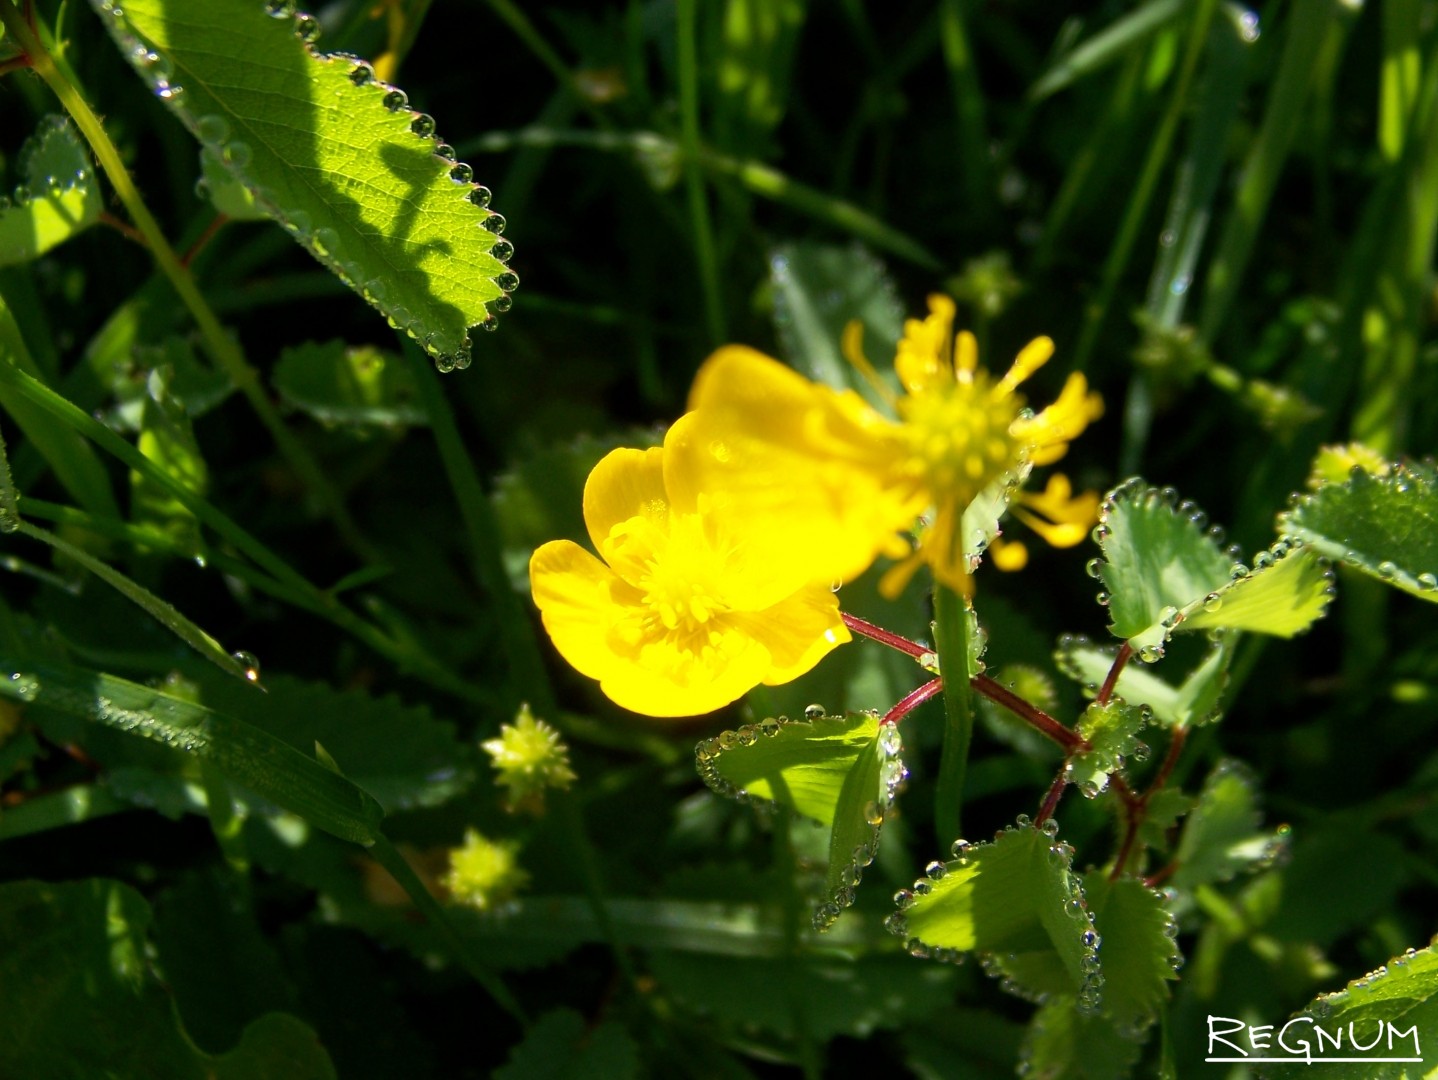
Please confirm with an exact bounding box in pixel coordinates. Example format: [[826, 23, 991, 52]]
[[482, 704, 576, 814], [443, 829, 528, 913]]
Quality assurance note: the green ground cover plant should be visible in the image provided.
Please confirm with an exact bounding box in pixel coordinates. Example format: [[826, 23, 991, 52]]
[[3, 0, 1438, 1076]]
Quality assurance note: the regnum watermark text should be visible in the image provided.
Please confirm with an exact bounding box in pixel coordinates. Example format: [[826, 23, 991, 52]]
[[1207, 1015, 1422, 1065]]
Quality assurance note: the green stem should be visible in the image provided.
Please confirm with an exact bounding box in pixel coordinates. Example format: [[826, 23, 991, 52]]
[[1071, 0, 1219, 371], [557, 792, 642, 993], [931, 583, 975, 843], [367, 835, 525, 1022], [676, 0, 725, 344], [0, 0, 376, 562], [405, 343, 553, 714]]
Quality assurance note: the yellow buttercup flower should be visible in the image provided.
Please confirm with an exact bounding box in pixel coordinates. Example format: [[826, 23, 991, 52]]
[[529, 413, 850, 717], [679, 294, 1103, 596]]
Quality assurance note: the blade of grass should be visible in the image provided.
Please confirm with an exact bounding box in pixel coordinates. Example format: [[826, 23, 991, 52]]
[[1030, 0, 1188, 102], [1072, 0, 1220, 372], [12, 518, 253, 682], [939, 0, 993, 215], [677, 0, 726, 344], [1196, 0, 1353, 344], [403, 341, 553, 714]]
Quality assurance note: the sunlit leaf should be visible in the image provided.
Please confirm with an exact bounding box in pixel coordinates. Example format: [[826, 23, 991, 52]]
[[94, 0, 516, 366], [1056, 636, 1232, 728], [1067, 699, 1149, 798], [1179, 540, 1333, 637], [890, 824, 1102, 1007], [0, 659, 385, 844], [131, 365, 208, 556], [1282, 461, 1438, 603], [697, 711, 905, 930], [0, 116, 101, 267]]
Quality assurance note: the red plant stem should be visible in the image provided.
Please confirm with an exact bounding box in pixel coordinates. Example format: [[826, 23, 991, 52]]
[[181, 212, 229, 267], [1145, 724, 1188, 798], [882, 676, 944, 727], [1108, 774, 1144, 880], [841, 611, 929, 659], [1096, 641, 1132, 705], [1143, 860, 1179, 888], [971, 673, 1089, 753], [98, 211, 148, 248], [1034, 770, 1069, 826]]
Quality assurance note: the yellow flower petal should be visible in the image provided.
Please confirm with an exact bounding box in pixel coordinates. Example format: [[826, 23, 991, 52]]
[[1012, 372, 1103, 462], [734, 582, 850, 685], [583, 446, 668, 558], [988, 535, 1030, 571], [894, 295, 958, 393], [995, 336, 1055, 397], [1011, 474, 1101, 548], [682, 345, 918, 585], [529, 539, 642, 684]]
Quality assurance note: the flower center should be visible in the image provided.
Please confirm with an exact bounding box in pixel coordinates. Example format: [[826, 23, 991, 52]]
[[610, 514, 730, 632], [897, 371, 1024, 506]]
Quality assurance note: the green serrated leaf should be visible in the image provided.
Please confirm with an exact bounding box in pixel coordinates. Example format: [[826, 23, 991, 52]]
[[493, 1008, 639, 1080], [1056, 636, 1232, 728], [1264, 946, 1438, 1079], [892, 824, 1101, 1006], [1282, 461, 1438, 602], [770, 240, 904, 408], [0, 116, 101, 268], [697, 712, 904, 930], [1019, 996, 1144, 1080], [97, 0, 514, 362], [1068, 699, 1149, 797], [274, 340, 426, 428], [1180, 541, 1333, 637], [1138, 786, 1196, 851], [1097, 480, 1232, 654], [1173, 761, 1288, 891], [0, 879, 335, 1079], [1083, 874, 1181, 1033], [0, 659, 385, 843]]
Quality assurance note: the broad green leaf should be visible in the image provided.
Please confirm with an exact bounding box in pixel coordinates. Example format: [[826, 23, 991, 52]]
[[1083, 874, 1181, 1033], [967, 465, 1034, 571], [1056, 636, 1232, 727], [1282, 461, 1438, 603], [0, 116, 102, 267], [493, 1008, 639, 1080], [902, 1005, 1026, 1080], [1018, 996, 1143, 1080], [1096, 480, 1232, 655], [697, 712, 905, 929], [131, 365, 208, 556], [0, 879, 335, 1079], [0, 658, 385, 844], [193, 671, 474, 813], [648, 952, 959, 1043], [890, 824, 1101, 1007], [1067, 699, 1149, 797], [1272, 945, 1438, 1079], [274, 340, 426, 428], [96, 0, 516, 366], [1173, 761, 1288, 891], [1179, 540, 1333, 637], [769, 241, 904, 407]]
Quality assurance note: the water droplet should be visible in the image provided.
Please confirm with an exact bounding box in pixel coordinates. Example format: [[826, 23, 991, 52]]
[[925, 860, 947, 880], [1084, 557, 1103, 579], [196, 114, 229, 146], [434, 143, 456, 160], [449, 162, 474, 184], [468, 185, 493, 209], [1095, 590, 1110, 606], [293, 13, 320, 42], [1081, 929, 1100, 948], [482, 211, 506, 234], [1015, 814, 1032, 828], [1041, 818, 1060, 837], [221, 141, 252, 168], [232, 650, 261, 682], [311, 226, 340, 257], [1203, 592, 1223, 612], [492, 295, 513, 314], [804, 703, 824, 720], [1417, 572, 1436, 591], [265, 0, 294, 16], [382, 89, 408, 112], [864, 801, 884, 826], [951, 839, 971, 859], [349, 60, 374, 86], [758, 718, 781, 737], [1169, 274, 1191, 296], [496, 270, 520, 293], [12, 185, 31, 204], [736, 724, 758, 747], [410, 113, 436, 137], [480, 314, 499, 333], [893, 889, 915, 910], [490, 238, 514, 263], [1378, 560, 1399, 579], [434, 354, 457, 374], [883, 911, 908, 935]]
